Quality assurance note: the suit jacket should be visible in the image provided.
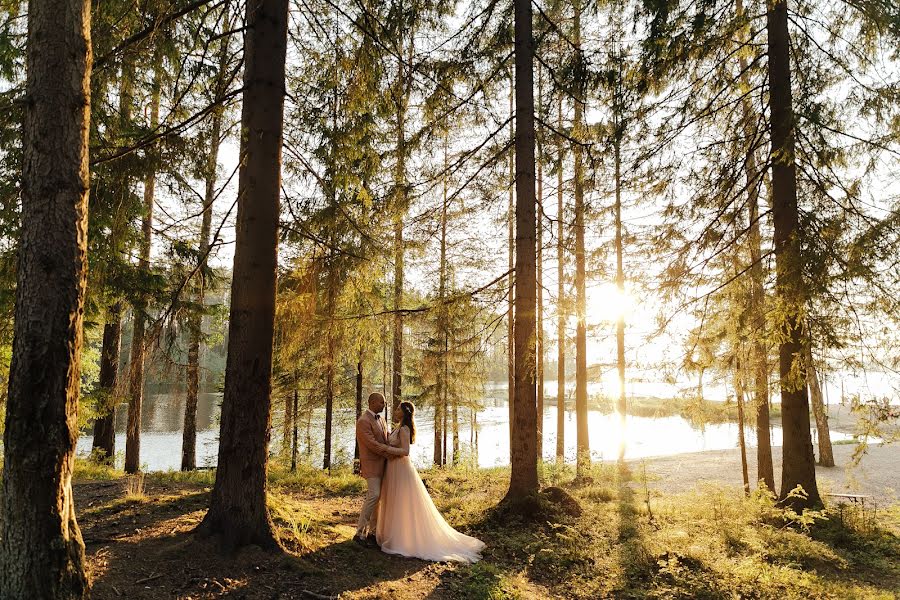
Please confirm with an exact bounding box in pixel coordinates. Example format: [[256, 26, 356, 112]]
[[356, 411, 392, 479]]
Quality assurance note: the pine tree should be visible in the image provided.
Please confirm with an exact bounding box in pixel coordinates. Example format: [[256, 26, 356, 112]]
[[0, 0, 92, 594], [506, 0, 539, 500], [197, 0, 288, 549], [766, 0, 820, 509], [572, 0, 590, 479]]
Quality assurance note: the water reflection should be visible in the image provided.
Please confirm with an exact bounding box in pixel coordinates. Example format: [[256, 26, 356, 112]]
[[76, 391, 854, 472]]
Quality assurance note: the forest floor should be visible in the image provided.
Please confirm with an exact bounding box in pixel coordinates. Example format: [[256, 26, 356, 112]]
[[75, 459, 900, 599]]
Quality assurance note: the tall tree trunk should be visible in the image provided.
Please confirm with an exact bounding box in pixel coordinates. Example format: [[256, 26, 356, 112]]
[[556, 93, 566, 463], [290, 388, 299, 472], [433, 384, 443, 465], [323, 264, 336, 470], [92, 56, 134, 464], [183, 27, 227, 471], [573, 0, 590, 478], [505, 0, 539, 500], [474, 408, 479, 457], [735, 356, 751, 495], [805, 344, 835, 467], [738, 0, 776, 493], [125, 58, 162, 474], [766, 0, 820, 509], [613, 100, 626, 463], [507, 67, 516, 443], [383, 322, 388, 395], [435, 157, 448, 465], [392, 225, 404, 422], [442, 387, 448, 466], [305, 407, 312, 458], [92, 303, 122, 462], [452, 393, 459, 465], [283, 392, 293, 455], [354, 355, 363, 471], [196, 0, 288, 549], [324, 23, 340, 470], [536, 62, 544, 462], [391, 33, 412, 422], [0, 0, 92, 594]]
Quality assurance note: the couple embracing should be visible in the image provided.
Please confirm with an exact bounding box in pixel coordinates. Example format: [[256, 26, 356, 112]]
[[354, 392, 485, 563]]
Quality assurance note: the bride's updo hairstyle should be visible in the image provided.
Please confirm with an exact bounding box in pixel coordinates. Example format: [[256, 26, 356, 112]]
[[399, 401, 417, 444]]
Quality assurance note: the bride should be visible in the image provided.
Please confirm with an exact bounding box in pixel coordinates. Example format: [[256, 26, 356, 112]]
[[375, 401, 485, 563]]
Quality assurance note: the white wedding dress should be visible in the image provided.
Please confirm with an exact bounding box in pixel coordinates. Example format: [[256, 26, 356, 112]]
[[375, 425, 485, 563]]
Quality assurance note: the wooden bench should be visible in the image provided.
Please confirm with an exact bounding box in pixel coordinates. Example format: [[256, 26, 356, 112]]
[[825, 493, 876, 528]]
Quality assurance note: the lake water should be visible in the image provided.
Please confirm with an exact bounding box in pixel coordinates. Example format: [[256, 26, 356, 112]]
[[75, 389, 855, 471]]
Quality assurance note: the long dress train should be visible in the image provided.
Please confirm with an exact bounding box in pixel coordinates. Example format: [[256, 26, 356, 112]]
[[375, 425, 485, 563]]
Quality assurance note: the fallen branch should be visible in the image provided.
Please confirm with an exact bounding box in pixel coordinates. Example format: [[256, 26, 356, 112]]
[[134, 573, 165, 585]]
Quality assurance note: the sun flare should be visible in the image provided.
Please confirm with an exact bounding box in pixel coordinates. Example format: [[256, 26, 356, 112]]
[[587, 282, 634, 323]]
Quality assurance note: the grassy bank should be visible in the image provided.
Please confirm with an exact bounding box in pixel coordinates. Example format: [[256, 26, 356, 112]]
[[71, 458, 900, 599]]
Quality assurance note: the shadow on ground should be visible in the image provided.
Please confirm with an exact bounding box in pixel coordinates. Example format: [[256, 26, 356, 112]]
[[77, 478, 453, 599]]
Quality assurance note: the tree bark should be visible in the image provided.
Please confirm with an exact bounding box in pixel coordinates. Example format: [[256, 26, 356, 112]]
[[505, 0, 539, 500], [613, 101, 626, 463], [0, 0, 92, 594], [391, 33, 413, 422], [507, 67, 516, 444], [452, 394, 459, 465], [738, 0, 776, 493], [805, 344, 835, 467], [442, 385, 448, 466], [291, 389, 299, 472], [125, 58, 161, 475], [536, 62, 544, 462], [354, 356, 363, 471], [196, 0, 288, 549], [556, 93, 566, 463], [283, 392, 293, 455], [183, 29, 227, 472], [435, 165, 446, 466], [92, 303, 122, 463], [323, 24, 341, 470], [433, 390, 443, 465], [766, 0, 821, 509], [182, 129, 218, 472], [734, 357, 751, 495], [573, 0, 590, 478], [323, 265, 336, 471], [92, 58, 134, 465], [392, 218, 403, 420]]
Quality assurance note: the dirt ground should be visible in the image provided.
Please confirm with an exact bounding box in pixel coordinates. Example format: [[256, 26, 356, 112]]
[[77, 479, 508, 600]]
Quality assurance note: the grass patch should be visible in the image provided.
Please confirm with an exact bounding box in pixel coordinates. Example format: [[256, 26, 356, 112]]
[[145, 468, 217, 486], [74, 458, 122, 481], [122, 473, 147, 502], [268, 462, 365, 496]]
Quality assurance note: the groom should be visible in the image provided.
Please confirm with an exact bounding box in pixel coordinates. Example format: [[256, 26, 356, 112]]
[[354, 392, 403, 549]]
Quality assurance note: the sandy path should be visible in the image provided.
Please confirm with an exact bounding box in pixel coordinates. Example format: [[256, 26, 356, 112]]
[[634, 442, 899, 505]]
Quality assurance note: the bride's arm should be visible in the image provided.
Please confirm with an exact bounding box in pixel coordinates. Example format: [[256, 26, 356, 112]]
[[398, 426, 411, 457]]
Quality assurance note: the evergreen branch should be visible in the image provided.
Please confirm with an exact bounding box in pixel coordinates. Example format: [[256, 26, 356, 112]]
[[95, 0, 227, 69]]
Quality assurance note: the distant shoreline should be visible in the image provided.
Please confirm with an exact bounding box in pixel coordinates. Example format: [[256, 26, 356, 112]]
[[528, 394, 877, 438]]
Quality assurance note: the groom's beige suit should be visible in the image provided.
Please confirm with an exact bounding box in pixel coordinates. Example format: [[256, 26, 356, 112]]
[[355, 410, 403, 539]]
